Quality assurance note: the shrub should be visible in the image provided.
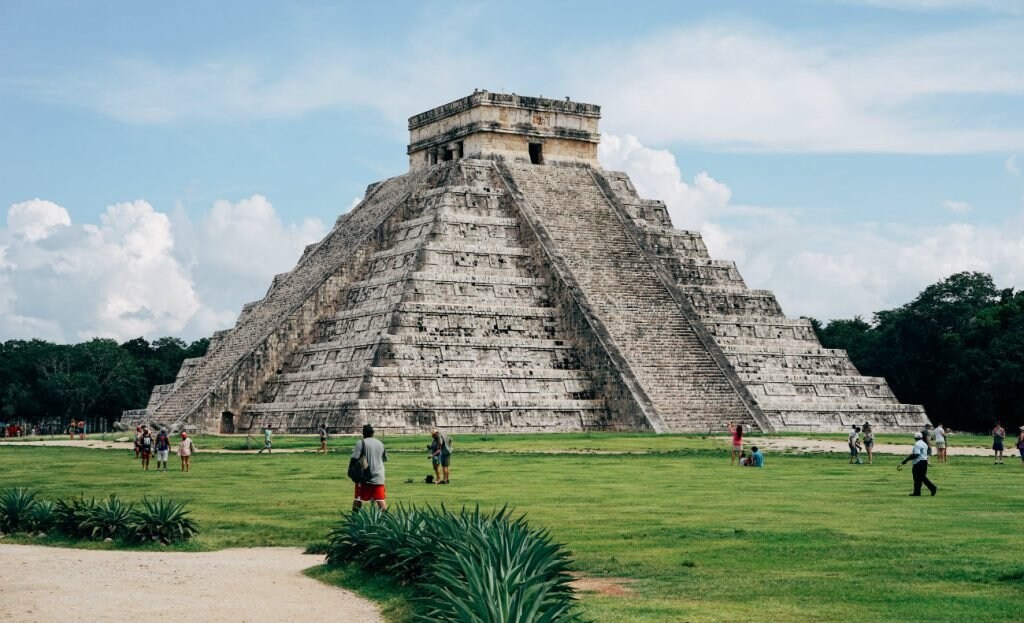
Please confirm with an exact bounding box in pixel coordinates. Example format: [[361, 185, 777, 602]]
[[26, 499, 56, 534], [84, 495, 134, 540], [129, 497, 198, 544], [53, 496, 98, 539], [325, 505, 583, 623], [0, 487, 39, 533]]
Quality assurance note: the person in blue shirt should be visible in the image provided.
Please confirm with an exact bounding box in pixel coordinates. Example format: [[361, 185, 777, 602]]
[[900, 432, 937, 496], [750, 446, 765, 467]]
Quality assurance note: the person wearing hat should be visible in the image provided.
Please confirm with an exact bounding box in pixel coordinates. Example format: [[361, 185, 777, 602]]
[[178, 432, 196, 472], [352, 424, 387, 511], [900, 432, 937, 496]]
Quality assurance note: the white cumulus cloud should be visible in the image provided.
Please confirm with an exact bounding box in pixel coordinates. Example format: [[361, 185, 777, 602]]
[[600, 134, 1024, 321], [7, 199, 71, 242], [1, 195, 326, 343]]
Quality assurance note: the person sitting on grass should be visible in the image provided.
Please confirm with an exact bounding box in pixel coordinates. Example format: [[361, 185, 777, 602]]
[[738, 451, 750, 466], [750, 446, 765, 467]]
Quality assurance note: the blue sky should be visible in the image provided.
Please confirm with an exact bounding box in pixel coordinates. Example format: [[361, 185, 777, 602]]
[[1, 0, 1022, 342]]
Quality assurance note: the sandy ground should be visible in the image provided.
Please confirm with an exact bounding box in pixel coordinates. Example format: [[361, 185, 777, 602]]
[[0, 545, 382, 623]]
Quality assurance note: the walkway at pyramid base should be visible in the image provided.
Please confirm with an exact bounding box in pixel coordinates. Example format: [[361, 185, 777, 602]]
[[122, 158, 929, 435]]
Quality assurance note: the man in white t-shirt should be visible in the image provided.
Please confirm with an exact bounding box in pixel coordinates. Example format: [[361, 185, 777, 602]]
[[900, 432, 937, 496], [934, 423, 947, 463]]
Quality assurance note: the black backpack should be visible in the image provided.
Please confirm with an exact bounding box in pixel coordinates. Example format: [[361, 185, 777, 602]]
[[347, 442, 370, 483]]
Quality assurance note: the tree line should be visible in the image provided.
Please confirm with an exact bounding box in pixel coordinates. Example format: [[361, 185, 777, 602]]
[[812, 271, 1024, 433], [0, 336, 208, 432], [2, 271, 1020, 434]]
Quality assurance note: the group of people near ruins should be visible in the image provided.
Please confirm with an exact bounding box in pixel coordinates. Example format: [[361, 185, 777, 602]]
[[732, 416, 1023, 497], [133, 426, 195, 472], [347, 425, 454, 512], [729, 422, 764, 467]]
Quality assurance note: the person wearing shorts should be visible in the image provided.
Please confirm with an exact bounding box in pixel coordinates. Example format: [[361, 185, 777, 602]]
[[154, 429, 170, 472], [729, 421, 743, 465], [352, 424, 387, 511], [431, 429, 453, 484], [992, 422, 1006, 465], [934, 423, 947, 463], [862, 422, 875, 464], [179, 432, 195, 472]]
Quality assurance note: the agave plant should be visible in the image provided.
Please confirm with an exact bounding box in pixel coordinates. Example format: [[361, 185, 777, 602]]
[[53, 496, 98, 539], [418, 508, 580, 622], [26, 499, 56, 534], [129, 497, 198, 544], [326, 504, 584, 623], [0, 487, 39, 533], [84, 495, 134, 540]]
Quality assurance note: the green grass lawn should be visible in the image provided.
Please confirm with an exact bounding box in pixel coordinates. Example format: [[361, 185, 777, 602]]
[[1, 434, 1021, 622]]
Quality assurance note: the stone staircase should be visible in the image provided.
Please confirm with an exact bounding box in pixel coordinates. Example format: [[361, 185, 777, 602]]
[[238, 160, 610, 433], [501, 162, 760, 432], [142, 168, 432, 432], [597, 170, 929, 432]]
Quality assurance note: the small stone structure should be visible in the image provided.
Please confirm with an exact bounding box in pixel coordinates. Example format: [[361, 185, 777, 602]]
[[122, 92, 929, 435]]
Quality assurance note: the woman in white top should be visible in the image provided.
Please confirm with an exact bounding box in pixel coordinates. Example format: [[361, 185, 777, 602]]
[[934, 424, 947, 463], [179, 432, 196, 472]]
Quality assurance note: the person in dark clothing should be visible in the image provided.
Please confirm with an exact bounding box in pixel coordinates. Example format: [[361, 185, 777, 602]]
[[901, 432, 937, 496]]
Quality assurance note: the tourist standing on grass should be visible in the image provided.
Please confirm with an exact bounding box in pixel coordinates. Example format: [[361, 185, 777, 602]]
[[352, 424, 387, 512], [179, 432, 195, 472], [139, 427, 153, 470], [1016, 426, 1024, 466], [862, 422, 875, 464], [934, 423, 947, 463], [901, 432, 937, 496], [317, 423, 328, 454], [68, 419, 76, 440], [729, 422, 743, 465], [848, 426, 863, 464], [750, 446, 765, 467], [992, 422, 1006, 464], [155, 429, 170, 472], [431, 428, 453, 484], [78, 419, 86, 440], [427, 433, 442, 483], [258, 424, 273, 455]]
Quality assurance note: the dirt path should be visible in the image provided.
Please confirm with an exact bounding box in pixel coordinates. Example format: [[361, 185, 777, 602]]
[[0, 545, 381, 623]]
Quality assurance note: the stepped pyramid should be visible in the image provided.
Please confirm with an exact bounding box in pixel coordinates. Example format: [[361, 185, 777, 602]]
[[121, 91, 929, 434]]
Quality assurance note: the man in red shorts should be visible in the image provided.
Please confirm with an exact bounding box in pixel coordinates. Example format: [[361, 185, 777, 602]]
[[352, 424, 388, 512]]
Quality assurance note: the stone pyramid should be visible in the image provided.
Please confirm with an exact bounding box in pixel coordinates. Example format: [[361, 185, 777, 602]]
[[122, 92, 929, 435]]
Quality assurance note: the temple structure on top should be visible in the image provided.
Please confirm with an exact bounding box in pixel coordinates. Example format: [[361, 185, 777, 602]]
[[121, 91, 929, 435]]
